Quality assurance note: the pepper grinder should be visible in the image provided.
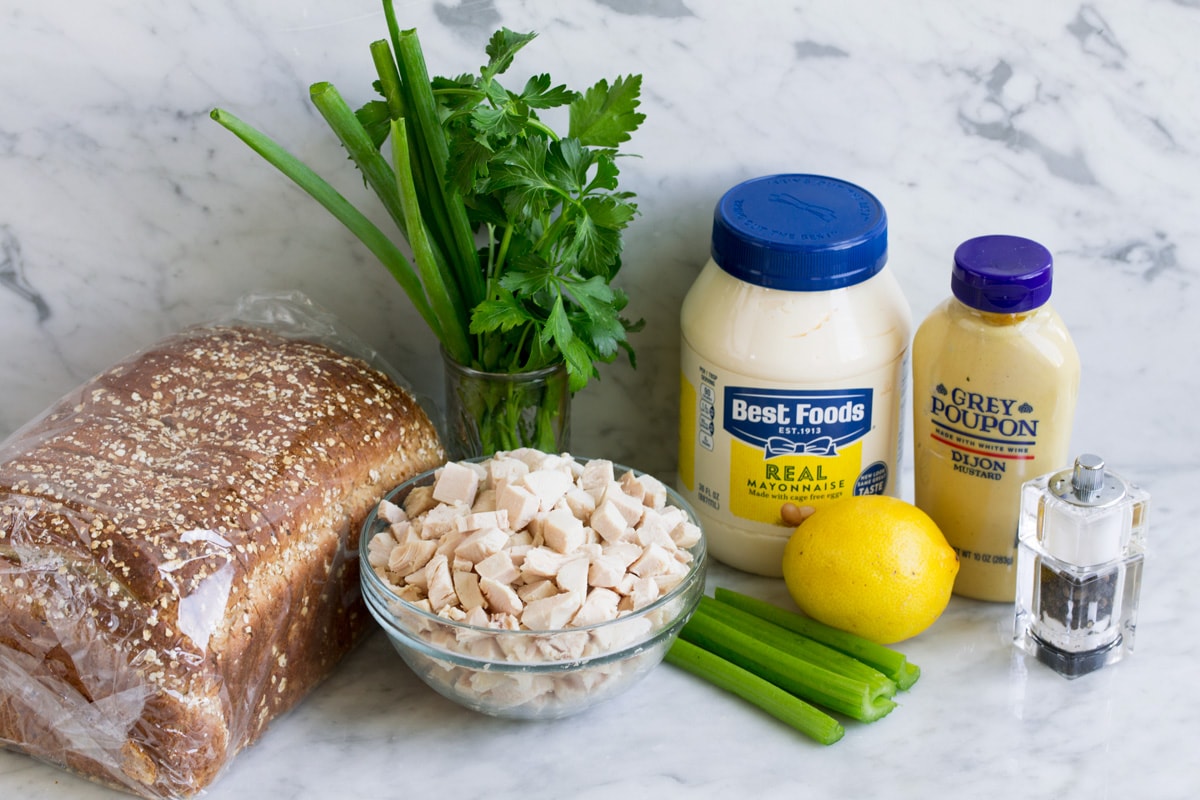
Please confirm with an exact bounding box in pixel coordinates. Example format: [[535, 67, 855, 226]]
[[1013, 454, 1150, 678]]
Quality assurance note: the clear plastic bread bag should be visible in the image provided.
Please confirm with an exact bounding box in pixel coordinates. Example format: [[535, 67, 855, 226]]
[[0, 291, 445, 798]]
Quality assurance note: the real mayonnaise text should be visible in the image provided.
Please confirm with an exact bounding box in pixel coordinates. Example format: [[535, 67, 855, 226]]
[[678, 174, 912, 576], [912, 234, 1080, 602]]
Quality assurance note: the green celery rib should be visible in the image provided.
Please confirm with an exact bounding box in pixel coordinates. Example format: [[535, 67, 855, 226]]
[[713, 588, 921, 691], [680, 605, 897, 723], [666, 638, 844, 746], [697, 597, 896, 699], [209, 107, 442, 339]]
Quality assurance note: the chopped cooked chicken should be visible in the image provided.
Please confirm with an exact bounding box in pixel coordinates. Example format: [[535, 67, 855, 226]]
[[480, 577, 524, 616], [571, 587, 620, 627], [521, 592, 582, 630], [475, 551, 520, 585], [580, 458, 615, 501], [453, 570, 486, 612], [425, 554, 459, 612], [454, 527, 508, 563], [542, 507, 585, 554], [589, 500, 631, 543], [521, 467, 574, 510], [496, 482, 540, 531], [375, 452, 700, 639], [456, 509, 509, 533], [377, 498, 407, 525], [432, 460, 481, 507]]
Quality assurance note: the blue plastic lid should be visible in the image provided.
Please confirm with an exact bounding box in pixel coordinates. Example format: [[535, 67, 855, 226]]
[[710, 174, 888, 291], [952, 235, 1054, 313]]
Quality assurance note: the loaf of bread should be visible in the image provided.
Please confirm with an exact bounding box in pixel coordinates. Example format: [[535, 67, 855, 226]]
[[0, 325, 445, 798]]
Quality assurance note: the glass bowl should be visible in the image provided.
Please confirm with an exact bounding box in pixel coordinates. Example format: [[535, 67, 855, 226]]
[[359, 456, 707, 720]]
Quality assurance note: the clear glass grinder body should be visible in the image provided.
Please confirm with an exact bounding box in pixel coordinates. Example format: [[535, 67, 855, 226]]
[[1014, 454, 1150, 678]]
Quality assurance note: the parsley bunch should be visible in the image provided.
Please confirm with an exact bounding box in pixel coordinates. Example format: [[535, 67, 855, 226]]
[[212, 4, 645, 397]]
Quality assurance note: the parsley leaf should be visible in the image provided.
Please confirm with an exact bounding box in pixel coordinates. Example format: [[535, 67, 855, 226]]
[[569, 74, 646, 147]]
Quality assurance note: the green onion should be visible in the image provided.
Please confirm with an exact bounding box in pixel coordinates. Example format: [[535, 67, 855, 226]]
[[680, 603, 897, 723], [208, 107, 444, 340], [666, 638, 844, 746], [713, 587, 921, 691]]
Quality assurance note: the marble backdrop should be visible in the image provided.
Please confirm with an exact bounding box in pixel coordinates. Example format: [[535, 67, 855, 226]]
[[2, 1, 1199, 798]]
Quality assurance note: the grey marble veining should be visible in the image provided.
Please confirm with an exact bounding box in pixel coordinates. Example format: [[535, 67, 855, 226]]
[[2, 1, 1198, 797]]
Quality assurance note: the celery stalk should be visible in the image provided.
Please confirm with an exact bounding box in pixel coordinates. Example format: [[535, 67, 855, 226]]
[[680, 605, 897, 722], [713, 588, 921, 691], [666, 638, 844, 746], [697, 597, 896, 698]]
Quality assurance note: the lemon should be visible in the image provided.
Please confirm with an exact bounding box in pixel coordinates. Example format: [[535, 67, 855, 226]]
[[781, 495, 959, 645]]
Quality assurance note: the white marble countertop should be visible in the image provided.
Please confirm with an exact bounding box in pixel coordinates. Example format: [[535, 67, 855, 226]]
[[2, 1, 1198, 797]]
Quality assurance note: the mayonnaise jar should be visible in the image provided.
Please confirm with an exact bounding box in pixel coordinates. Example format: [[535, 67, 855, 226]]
[[678, 174, 912, 576]]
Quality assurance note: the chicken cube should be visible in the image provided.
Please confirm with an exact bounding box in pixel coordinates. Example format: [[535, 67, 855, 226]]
[[670, 518, 703, 549], [455, 509, 510, 534], [402, 484, 438, 518], [561, 487, 597, 521], [623, 575, 660, 610], [520, 546, 571, 579], [475, 550, 521, 585], [367, 528, 396, 570], [521, 468, 574, 510], [542, 507, 586, 554], [601, 481, 646, 525], [629, 543, 674, 578], [587, 554, 627, 589], [432, 460, 480, 507], [425, 554, 459, 612], [419, 502, 466, 540], [571, 587, 621, 627], [619, 470, 646, 503], [377, 498, 407, 525], [387, 537, 438, 580], [454, 527, 509, 564], [471, 487, 497, 513], [434, 530, 467, 559], [480, 577, 524, 616], [635, 473, 668, 510], [634, 508, 675, 549], [517, 579, 561, 603], [580, 459, 615, 501], [452, 570, 486, 611], [487, 455, 530, 490], [602, 541, 644, 569], [496, 482, 540, 532], [521, 592, 583, 631], [556, 556, 590, 600], [590, 500, 632, 543]]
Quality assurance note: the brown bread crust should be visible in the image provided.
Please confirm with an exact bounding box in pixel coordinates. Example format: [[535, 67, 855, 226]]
[[0, 325, 445, 798]]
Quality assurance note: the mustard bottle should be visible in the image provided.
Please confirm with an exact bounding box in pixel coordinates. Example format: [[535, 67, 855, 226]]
[[912, 235, 1080, 602]]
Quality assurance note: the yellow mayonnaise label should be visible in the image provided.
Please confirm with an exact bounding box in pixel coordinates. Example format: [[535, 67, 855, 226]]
[[678, 339, 905, 574], [730, 439, 865, 521]]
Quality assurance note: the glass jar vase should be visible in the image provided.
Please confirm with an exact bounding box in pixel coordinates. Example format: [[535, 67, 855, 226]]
[[441, 351, 571, 460]]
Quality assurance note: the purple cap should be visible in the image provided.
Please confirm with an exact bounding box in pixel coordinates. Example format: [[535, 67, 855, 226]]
[[951, 235, 1054, 313]]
